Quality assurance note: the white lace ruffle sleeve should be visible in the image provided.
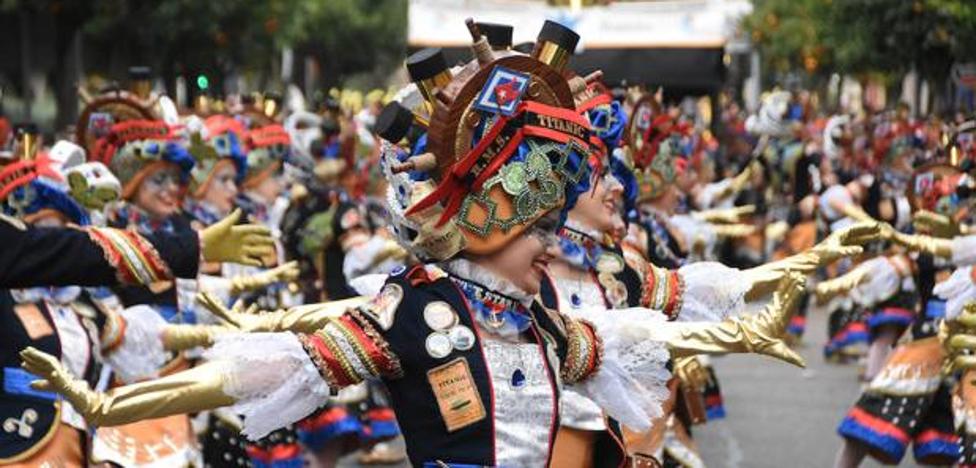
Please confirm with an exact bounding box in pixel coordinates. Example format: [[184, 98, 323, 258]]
[[104, 305, 169, 384], [567, 306, 673, 432], [935, 265, 976, 321], [203, 332, 332, 440]]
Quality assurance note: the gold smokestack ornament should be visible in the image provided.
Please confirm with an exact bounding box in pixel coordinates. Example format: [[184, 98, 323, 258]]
[[532, 20, 580, 72], [13, 123, 39, 161], [474, 22, 514, 51], [405, 48, 453, 113]]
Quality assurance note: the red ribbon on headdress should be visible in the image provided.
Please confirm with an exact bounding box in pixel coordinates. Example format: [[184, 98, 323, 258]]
[[247, 124, 291, 149], [0, 153, 63, 200], [92, 120, 173, 167], [406, 100, 592, 227], [204, 115, 247, 142], [577, 91, 612, 114]]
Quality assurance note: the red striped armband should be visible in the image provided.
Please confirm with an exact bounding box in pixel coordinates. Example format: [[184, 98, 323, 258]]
[[298, 310, 403, 390], [641, 265, 685, 320], [86, 227, 172, 286]]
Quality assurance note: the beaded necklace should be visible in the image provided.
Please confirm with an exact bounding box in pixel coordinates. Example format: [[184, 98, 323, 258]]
[[451, 275, 532, 338]]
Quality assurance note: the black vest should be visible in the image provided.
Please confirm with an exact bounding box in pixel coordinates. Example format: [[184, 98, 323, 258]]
[[0, 289, 105, 461], [377, 266, 569, 466]]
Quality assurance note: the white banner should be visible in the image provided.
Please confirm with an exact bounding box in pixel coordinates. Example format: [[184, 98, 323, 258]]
[[408, 0, 752, 49]]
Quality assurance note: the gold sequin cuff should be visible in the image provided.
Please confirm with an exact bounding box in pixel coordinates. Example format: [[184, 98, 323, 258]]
[[561, 319, 603, 384]]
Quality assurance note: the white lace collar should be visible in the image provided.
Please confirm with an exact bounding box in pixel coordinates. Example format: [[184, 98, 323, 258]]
[[563, 218, 602, 241], [442, 258, 534, 308]]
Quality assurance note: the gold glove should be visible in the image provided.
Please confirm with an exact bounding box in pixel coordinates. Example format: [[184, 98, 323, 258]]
[[659, 272, 807, 368], [20, 347, 235, 427], [837, 203, 876, 224], [888, 229, 953, 259], [229, 261, 301, 294], [197, 292, 367, 333], [942, 303, 976, 373], [711, 223, 757, 238], [692, 205, 756, 224], [814, 267, 871, 305], [744, 221, 879, 301], [765, 221, 789, 243], [715, 161, 757, 200], [200, 209, 276, 267], [673, 356, 710, 391], [913, 210, 964, 238], [161, 324, 233, 351], [730, 161, 757, 193]]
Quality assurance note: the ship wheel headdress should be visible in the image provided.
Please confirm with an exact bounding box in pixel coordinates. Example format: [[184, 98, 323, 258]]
[[625, 93, 689, 201], [380, 20, 598, 259]]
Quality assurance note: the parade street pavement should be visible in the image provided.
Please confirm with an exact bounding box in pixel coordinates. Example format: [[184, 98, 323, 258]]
[[696, 307, 904, 468]]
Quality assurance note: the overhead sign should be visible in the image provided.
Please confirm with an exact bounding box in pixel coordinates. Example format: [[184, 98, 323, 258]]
[[408, 0, 752, 49]]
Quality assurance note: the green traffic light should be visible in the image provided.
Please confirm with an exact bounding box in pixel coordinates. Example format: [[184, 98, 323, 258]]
[[196, 74, 209, 90]]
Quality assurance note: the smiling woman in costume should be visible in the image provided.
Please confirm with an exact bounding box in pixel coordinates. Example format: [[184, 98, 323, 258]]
[[20, 19, 872, 468]]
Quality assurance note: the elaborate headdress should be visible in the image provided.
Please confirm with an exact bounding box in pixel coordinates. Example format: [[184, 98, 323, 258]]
[[381, 20, 596, 259], [76, 86, 158, 155], [90, 120, 194, 199], [77, 88, 191, 200], [0, 138, 107, 225], [625, 94, 689, 201], [909, 163, 972, 220], [242, 124, 290, 190], [187, 114, 248, 198]]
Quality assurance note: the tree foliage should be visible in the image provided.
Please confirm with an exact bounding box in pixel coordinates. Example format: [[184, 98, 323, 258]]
[[3, 0, 406, 89], [742, 0, 973, 84]]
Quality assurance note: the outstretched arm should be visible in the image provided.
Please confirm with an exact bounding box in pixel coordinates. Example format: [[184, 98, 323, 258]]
[[21, 349, 236, 427], [655, 271, 806, 367], [567, 272, 806, 433], [196, 293, 368, 334], [0, 216, 196, 288], [742, 222, 879, 301], [637, 222, 877, 322], [0, 208, 276, 288], [24, 298, 394, 440]]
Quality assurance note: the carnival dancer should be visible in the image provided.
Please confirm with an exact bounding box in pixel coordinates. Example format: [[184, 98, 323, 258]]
[[82, 108, 239, 465], [830, 160, 976, 467], [548, 86, 869, 467], [176, 113, 303, 468], [0, 136, 271, 466], [14, 19, 873, 468]]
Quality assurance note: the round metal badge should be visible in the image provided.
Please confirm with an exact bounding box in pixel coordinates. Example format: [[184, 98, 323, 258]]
[[425, 332, 453, 359], [595, 252, 625, 274], [423, 301, 458, 331], [448, 325, 476, 351]]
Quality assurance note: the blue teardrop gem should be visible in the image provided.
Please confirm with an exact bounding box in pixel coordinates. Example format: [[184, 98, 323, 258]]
[[571, 293, 581, 307], [511, 369, 526, 388]]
